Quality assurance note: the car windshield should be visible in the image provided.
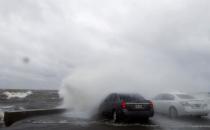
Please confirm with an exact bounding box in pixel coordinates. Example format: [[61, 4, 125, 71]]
[[120, 94, 145, 102], [176, 94, 195, 99]]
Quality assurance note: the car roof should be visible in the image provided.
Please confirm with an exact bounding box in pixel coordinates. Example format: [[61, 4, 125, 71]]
[[109, 93, 142, 96], [159, 92, 189, 95], [194, 92, 210, 95], [117, 93, 141, 96]]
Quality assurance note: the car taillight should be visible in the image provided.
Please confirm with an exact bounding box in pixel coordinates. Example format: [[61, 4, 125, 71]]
[[149, 101, 153, 108], [180, 101, 190, 106], [121, 100, 126, 109]]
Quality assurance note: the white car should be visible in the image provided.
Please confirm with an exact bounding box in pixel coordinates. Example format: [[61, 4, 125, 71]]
[[153, 92, 209, 118]]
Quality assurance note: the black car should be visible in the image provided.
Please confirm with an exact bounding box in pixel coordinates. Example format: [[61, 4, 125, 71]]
[[98, 93, 154, 122]]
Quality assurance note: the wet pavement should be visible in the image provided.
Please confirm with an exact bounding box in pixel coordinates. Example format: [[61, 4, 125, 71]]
[[0, 89, 209, 130], [1, 114, 210, 130]]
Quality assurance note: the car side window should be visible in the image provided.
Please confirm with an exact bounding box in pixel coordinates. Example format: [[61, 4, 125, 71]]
[[104, 95, 112, 103], [110, 94, 116, 103], [154, 94, 163, 100], [168, 94, 175, 100], [162, 94, 175, 100], [105, 94, 116, 103]]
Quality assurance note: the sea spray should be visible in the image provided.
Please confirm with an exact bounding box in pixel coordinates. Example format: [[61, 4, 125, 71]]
[[3, 91, 32, 99], [58, 58, 168, 118]]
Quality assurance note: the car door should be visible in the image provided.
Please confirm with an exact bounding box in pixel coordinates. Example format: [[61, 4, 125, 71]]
[[100, 95, 112, 115], [106, 94, 116, 114], [153, 94, 164, 113], [161, 94, 175, 113]]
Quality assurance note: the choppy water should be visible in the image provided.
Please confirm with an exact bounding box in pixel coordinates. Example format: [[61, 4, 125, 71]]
[[0, 89, 62, 126], [0, 89, 62, 111]]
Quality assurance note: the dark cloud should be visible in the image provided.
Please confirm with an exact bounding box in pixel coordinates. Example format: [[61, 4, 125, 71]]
[[0, 0, 210, 91]]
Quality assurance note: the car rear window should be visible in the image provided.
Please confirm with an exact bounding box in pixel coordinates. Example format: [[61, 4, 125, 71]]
[[176, 94, 195, 99], [120, 94, 145, 102]]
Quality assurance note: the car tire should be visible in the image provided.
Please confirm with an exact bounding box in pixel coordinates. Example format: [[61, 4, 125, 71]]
[[112, 110, 120, 123], [195, 115, 202, 118], [195, 114, 208, 118], [142, 117, 149, 121], [169, 107, 178, 118]]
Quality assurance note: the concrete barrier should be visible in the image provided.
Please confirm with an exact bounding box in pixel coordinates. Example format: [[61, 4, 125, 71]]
[[0, 110, 4, 122], [3, 108, 67, 127]]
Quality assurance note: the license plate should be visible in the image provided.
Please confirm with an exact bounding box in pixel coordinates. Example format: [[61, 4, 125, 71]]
[[135, 104, 143, 109], [192, 106, 200, 109], [195, 104, 201, 107], [192, 104, 201, 109]]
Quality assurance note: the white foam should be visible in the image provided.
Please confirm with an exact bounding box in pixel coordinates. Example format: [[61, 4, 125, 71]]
[[3, 91, 32, 99], [0, 105, 13, 109]]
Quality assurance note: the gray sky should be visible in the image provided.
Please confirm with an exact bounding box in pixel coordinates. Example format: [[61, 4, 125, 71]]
[[0, 0, 210, 91]]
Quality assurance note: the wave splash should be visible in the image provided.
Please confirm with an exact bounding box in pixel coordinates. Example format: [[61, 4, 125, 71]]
[[3, 91, 32, 99]]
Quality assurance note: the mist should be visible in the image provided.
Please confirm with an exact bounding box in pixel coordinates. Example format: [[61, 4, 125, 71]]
[[57, 0, 210, 117], [0, 0, 210, 117]]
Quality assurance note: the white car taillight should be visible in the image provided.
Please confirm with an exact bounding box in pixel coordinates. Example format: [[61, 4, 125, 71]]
[[203, 104, 208, 107], [180, 101, 191, 106]]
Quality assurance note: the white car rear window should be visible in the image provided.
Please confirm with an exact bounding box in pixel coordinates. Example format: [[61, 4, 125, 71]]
[[176, 94, 195, 99]]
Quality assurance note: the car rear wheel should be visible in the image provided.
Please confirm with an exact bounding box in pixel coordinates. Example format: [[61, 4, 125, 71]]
[[195, 114, 208, 118], [112, 111, 120, 123], [169, 107, 178, 118]]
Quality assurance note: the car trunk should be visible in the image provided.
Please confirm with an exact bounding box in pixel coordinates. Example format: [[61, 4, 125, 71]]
[[184, 99, 205, 108], [119, 94, 152, 111], [125, 101, 151, 111]]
